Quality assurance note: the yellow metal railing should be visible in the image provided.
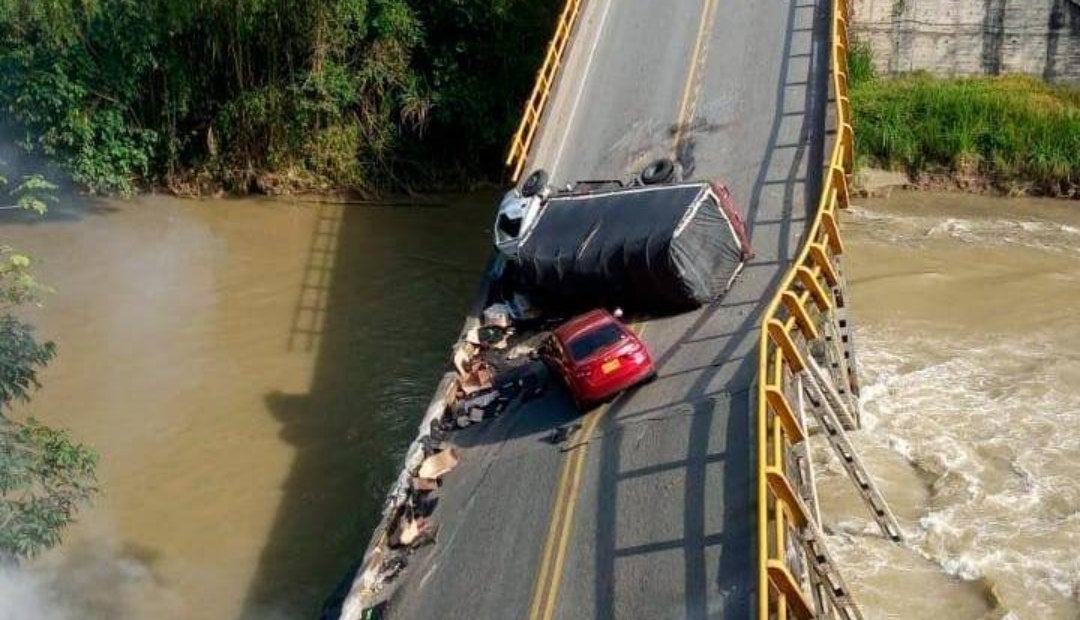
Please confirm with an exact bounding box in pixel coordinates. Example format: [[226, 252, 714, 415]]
[[504, 0, 583, 183], [756, 0, 854, 617]]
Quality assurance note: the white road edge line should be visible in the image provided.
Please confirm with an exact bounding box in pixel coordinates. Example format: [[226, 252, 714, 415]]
[[548, 0, 615, 182]]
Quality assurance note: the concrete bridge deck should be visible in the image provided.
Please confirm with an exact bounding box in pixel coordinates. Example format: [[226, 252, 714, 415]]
[[380, 1, 833, 618]]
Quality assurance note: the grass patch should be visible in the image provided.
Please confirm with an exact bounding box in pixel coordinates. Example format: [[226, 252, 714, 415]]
[[850, 49, 1080, 196]]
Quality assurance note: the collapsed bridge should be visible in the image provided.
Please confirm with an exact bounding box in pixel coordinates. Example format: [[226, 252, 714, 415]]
[[331, 1, 898, 618]]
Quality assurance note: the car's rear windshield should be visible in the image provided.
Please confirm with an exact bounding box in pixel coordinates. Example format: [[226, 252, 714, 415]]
[[567, 323, 624, 361]]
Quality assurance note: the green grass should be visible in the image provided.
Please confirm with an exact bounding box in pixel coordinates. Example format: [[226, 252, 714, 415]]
[[849, 49, 1080, 196]]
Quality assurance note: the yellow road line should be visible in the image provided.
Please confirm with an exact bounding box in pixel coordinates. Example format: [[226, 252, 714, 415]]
[[673, 0, 720, 152], [541, 407, 601, 620], [528, 324, 645, 620], [528, 441, 576, 619]]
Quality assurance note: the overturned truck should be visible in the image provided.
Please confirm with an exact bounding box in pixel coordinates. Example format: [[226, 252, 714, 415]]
[[513, 181, 753, 313]]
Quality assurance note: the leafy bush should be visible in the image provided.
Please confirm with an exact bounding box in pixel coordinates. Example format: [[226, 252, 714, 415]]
[[0, 241, 97, 562], [851, 67, 1080, 194], [0, 0, 561, 194]]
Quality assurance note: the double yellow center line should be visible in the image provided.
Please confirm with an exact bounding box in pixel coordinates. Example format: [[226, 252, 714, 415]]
[[527, 397, 613, 620], [528, 0, 717, 616], [673, 0, 721, 154], [526, 323, 645, 620]]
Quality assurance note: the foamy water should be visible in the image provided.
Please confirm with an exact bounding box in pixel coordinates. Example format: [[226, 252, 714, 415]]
[[825, 192, 1080, 619]]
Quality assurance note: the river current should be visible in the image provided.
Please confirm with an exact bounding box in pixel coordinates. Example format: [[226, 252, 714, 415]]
[[830, 192, 1080, 619], [0, 190, 1077, 619]]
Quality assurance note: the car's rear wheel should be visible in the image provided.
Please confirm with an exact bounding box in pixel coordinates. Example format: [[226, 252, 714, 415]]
[[640, 158, 675, 185], [521, 169, 549, 197]]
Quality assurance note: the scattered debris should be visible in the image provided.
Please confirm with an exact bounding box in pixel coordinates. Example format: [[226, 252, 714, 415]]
[[377, 550, 408, 580], [411, 476, 438, 492], [548, 423, 581, 445], [495, 360, 548, 402], [418, 448, 459, 480], [392, 515, 438, 548], [460, 365, 494, 394], [482, 303, 513, 328], [453, 341, 478, 375]]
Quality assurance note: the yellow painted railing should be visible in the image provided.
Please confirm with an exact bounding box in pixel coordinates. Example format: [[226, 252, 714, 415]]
[[756, 0, 854, 618], [504, 0, 583, 183]]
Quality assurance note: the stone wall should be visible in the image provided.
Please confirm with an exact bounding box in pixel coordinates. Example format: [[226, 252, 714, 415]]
[[852, 0, 1080, 83]]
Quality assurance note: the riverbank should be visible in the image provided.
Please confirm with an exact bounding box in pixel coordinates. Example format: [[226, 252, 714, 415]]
[[849, 48, 1080, 198]]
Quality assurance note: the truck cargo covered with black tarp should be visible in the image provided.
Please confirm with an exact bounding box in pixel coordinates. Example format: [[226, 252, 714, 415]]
[[515, 182, 751, 312]]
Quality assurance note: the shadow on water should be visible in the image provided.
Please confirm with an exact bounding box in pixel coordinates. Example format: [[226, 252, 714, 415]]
[[240, 195, 494, 619]]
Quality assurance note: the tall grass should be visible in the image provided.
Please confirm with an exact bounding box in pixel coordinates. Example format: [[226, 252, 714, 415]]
[[851, 67, 1080, 195]]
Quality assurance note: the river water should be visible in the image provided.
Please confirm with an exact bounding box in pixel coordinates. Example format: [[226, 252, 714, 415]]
[[1, 190, 1078, 620], [827, 192, 1080, 619], [0, 194, 492, 619]]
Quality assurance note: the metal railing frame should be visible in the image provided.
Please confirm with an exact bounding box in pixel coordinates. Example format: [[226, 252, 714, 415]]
[[756, 0, 855, 617], [504, 0, 583, 183]]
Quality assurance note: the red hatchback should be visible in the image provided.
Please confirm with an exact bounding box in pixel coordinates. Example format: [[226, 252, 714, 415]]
[[543, 309, 656, 410]]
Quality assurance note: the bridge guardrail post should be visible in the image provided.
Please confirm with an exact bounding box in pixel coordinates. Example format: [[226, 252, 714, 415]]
[[756, 0, 896, 617]]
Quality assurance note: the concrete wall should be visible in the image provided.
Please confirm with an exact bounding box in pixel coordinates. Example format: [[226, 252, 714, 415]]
[[853, 0, 1080, 83]]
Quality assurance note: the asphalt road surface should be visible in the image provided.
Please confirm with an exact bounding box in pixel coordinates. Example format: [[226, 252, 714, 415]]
[[384, 0, 832, 617]]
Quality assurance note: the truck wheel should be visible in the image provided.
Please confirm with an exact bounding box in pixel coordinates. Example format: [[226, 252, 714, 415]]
[[521, 169, 549, 197], [640, 158, 675, 185]]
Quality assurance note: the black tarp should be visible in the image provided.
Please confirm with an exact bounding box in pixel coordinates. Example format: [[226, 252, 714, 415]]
[[515, 183, 746, 312]]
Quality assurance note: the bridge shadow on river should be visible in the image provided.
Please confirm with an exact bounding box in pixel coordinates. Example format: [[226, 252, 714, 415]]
[[240, 196, 492, 619]]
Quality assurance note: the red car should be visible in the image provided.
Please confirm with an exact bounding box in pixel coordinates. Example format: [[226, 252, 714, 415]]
[[543, 309, 656, 410]]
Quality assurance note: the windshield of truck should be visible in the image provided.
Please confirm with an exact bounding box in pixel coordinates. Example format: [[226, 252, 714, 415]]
[[497, 213, 522, 238], [568, 323, 624, 361]]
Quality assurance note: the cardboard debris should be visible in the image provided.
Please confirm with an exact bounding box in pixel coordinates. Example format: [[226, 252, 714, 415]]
[[453, 342, 478, 376], [460, 366, 494, 395], [391, 516, 437, 548], [459, 390, 499, 411], [411, 476, 438, 492], [465, 326, 482, 346], [418, 448, 459, 480], [397, 517, 438, 548]]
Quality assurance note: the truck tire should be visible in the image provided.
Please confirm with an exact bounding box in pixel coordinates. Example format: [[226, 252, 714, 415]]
[[640, 158, 675, 185], [521, 169, 549, 197]]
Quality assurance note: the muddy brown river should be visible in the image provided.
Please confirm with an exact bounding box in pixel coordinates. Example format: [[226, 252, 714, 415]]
[[1, 195, 492, 619], [1, 190, 1077, 619]]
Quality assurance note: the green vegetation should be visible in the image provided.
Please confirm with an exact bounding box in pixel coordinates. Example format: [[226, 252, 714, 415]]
[[0, 172, 97, 562], [850, 44, 1080, 196], [0, 0, 559, 195]]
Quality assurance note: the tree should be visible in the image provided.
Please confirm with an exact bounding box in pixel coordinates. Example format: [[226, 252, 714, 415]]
[[0, 172, 97, 562]]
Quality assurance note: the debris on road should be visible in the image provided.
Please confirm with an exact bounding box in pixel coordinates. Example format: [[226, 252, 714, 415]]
[[547, 423, 581, 445], [392, 515, 438, 549], [411, 476, 438, 492], [417, 448, 459, 480], [482, 302, 513, 328]]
